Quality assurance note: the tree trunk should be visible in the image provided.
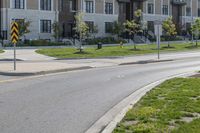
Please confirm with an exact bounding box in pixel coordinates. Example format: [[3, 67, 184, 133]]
[[168, 41, 170, 48], [79, 36, 82, 53], [196, 39, 198, 47], [133, 34, 136, 50]]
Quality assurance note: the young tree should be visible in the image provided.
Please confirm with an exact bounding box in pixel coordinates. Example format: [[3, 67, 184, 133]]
[[52, 21, 62, 42], [16, 19, 31, 41], [91, 24, 98, 39], [134, 9, 142, 20], [111, 21, 123, 39], [134, 9, 143, 34], [191, 18, 200, 47], [162, 16, 177, 48], [74, 12, 89, 52], [123, 20, 140, 50]]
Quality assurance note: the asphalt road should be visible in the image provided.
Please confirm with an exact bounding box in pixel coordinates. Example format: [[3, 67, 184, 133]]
[[1, 57, 200, 133]]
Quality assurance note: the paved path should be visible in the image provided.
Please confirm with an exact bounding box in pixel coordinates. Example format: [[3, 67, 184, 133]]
[[0, 49, 55, 61]]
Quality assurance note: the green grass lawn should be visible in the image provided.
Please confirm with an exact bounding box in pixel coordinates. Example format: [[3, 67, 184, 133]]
[[36, 43, 200, 59], [113, 78, 200, 133], [0, 49, 4, 53]]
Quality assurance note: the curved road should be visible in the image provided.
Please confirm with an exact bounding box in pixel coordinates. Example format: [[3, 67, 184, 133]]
[[1, 57, 200, 133]]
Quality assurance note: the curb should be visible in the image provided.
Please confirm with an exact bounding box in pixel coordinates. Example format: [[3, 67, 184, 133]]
[[119, 59, 173, 65], [0, 66, 93, 76], [0, 59, 173, 77], [85, 71, 196, 133]]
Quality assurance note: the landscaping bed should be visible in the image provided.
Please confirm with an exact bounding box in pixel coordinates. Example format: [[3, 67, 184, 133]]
[[113, 77, 200, 133], [36, 43, 200, 59]]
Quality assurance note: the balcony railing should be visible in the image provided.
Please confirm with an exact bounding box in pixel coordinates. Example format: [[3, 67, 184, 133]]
[[171, 0, 187, 5]]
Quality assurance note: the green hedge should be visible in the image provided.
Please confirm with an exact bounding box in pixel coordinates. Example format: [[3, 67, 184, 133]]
[[4, 38, 127, 47], [85, 37, 127, 45], [4, 40, 71, 47], [161, 36, 184, 41], [25, 40, 70, 46]]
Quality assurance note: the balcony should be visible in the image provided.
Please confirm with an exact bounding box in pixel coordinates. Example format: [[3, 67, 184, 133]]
[[171, 0, 187, 6]]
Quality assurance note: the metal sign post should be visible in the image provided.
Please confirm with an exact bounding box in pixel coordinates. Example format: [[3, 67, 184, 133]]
[[154, 21, 162, 60], [14, 43, 16, 70], [11, 22, 19, 71]]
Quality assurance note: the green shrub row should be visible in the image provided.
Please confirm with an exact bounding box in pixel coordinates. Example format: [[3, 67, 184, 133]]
[[84, 37, 127, 45]]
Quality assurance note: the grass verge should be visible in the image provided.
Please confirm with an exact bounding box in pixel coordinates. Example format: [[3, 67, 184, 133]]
[[36, 43, 200, 59], [0, 49, 4, 53], [113, 78, 200, 133]]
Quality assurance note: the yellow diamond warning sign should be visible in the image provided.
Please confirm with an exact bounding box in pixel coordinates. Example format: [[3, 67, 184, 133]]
[[11, 22, 19, 44]]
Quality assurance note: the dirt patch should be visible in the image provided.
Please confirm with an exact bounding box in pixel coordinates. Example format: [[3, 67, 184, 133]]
[[123, 120, 139, 126], [190, 73, 200, 78]]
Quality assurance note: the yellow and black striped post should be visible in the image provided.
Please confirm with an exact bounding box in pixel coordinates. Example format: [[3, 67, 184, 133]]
[[11, 22, 19, 70]]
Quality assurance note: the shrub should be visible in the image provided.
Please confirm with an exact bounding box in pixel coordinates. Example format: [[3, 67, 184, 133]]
[[4, 39, 71, 47], [85, 37, 127, 45]]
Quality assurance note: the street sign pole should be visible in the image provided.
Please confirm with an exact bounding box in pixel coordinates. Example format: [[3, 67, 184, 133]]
[[157, 26, 160, 60], [14, 43, 16, 70], [154, 20, 162, 60], [11, 22, 19, 71]]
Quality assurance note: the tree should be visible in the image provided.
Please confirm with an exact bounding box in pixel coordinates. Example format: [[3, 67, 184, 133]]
[[191, 18, 200, 47], [123, 20, 140, 50], [16, 19, 31, 40], [74, 12, 89, 52], [91, 24, 98, 39], [134, 9, 142, 17], [134, 9, 143, 34], [162, 16, 177, 48], [111, 21, 123, 39], [52, 21, 62, 42]]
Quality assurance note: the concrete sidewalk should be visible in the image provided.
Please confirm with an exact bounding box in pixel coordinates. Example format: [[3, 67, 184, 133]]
[[0, 61, 93, 76], [0, 49, 55, 61], [1, 49, 200, 76]]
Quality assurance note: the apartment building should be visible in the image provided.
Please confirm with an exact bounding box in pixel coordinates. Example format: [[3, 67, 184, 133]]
[[1, 0, 200, 41], [1, 0, 58, 41], [119, 0, 200, 34], [59, 0, 119, 38]]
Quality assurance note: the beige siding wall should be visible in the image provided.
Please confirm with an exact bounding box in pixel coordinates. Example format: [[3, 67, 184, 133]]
[[96, 0, 104, 14], [114, 1, 119, 15], [192, 0, 198, 16], [155, 0, 161, 14], [2, 0, 58, 10], [27, 0, 38, 10], [2, 0, 9, 8]]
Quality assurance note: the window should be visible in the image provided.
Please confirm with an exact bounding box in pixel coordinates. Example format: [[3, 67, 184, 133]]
[[147, 21, 154, 32], [162, 5, 168, 15], [105, 3, 113, 14], [40, 0, 52, 11], [148, 3, 154, 14], [69, 0, 77, 12], [40, 20, 52, 33], [198, 8, 200, 17], [60, 0, 64, 11], [186, 7, 191, 16], [13, 0, 25, 9], [85, 1, 94, 13], [85, 21, 94, 33], [105, 22, 113, 33]]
